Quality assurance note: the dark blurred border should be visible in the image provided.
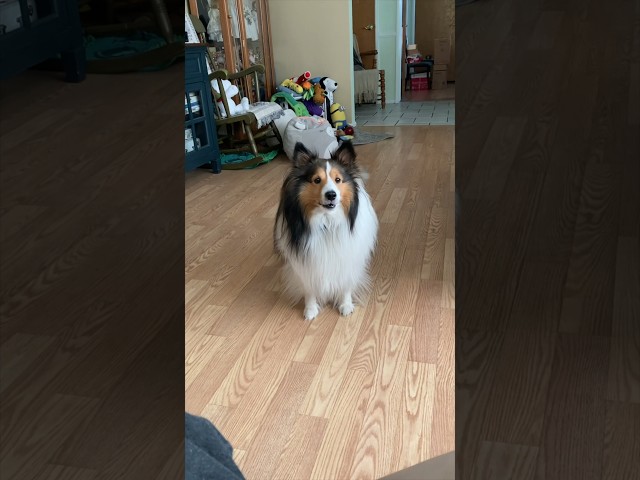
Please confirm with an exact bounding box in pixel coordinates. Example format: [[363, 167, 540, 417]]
[[456, 0, 639, 479]]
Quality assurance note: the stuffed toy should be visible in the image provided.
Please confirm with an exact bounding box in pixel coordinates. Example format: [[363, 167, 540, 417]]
[[211, 79, 249, 118], [295, 71, 311, 85], [313, 83, 325, 105], [281, 78, 303, 94], [330, 103, 348, 130], [302, 99, 324, 117], [318, 77, 338, 105], [300, 80, 314, 101], [270, 91, 310, 117], [329, 102, 355, 139], [276, 85, 299, 97]]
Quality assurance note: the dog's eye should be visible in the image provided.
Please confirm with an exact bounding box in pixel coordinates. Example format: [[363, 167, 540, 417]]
[[335, 177, 341, 183], [313, 177, 321, 184]]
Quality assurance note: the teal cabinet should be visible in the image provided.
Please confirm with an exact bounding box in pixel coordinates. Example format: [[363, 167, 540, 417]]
[[185, 44, 220, 173], [0, 0, 85, 82]]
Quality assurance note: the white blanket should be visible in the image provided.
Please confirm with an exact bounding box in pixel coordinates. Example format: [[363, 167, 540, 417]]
[[247, 102, 285, 129], [354, 70, 379, 104]]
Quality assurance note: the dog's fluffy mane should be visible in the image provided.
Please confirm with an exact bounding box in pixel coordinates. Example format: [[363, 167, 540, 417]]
[[275, 142, 361, 255]]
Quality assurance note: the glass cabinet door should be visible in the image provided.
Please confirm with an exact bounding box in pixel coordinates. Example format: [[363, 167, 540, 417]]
[[0, 0, 44, 34], [200, 0, 244, 73], [191, 0, 274, 98], [202, 0, 227, 70], [184, 88, 210, 154], [242, 0, 262, 67], [185, 90, 204, 121], [241, 0, 267, 97], [225, 0, 244, 72]]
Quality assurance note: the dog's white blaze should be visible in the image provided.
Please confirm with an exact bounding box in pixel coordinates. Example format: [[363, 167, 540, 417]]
[[322, 161, 340, 203]]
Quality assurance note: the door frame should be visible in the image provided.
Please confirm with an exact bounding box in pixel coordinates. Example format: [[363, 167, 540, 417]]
[[394, 0, 403, 103]]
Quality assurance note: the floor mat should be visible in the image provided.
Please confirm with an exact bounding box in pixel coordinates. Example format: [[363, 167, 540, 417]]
[[350, 130, 395, 146]]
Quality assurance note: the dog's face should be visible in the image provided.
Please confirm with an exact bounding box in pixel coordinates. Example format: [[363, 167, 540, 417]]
[[292, 142, 359, 220]]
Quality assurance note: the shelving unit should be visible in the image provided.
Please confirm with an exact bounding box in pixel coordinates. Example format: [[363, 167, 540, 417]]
[[0, 0, 86, 81], [187, 0, 275, 100], [185, 44, 221, 173]]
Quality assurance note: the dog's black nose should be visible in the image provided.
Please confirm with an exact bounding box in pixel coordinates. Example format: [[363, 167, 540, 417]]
[[325, 191, 337, 201]]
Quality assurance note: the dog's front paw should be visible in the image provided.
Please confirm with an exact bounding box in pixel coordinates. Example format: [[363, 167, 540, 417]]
[[339, 302, 355, 316], [304, 303, 320, 321]]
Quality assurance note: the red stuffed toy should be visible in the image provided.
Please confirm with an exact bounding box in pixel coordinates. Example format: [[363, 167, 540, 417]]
[[295, 71, 311, 85]]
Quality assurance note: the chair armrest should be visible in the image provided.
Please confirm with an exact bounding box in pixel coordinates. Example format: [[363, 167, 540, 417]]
[[227, 64, 266, 80], [209, 70, 230, 81]]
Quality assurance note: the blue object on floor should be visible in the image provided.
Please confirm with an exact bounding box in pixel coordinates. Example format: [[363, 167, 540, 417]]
[[220, 149, 279, 169], [185, 412, 245, 480], [84, 31, 183, 72]]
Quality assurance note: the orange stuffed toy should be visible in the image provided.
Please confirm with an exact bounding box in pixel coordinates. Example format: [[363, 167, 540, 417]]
[[313, 83, 325, 105]]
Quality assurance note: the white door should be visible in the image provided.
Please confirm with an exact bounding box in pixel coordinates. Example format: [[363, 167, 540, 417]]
[[375, 0, 402, 103]]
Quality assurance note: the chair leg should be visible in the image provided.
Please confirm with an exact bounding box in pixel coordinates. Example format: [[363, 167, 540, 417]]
[[379, 70, 386, 109], [244, 122, 263, 161]]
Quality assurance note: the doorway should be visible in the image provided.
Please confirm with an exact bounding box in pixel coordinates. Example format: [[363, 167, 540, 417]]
[[352, 0, 402, 104], [352, 0, 455, 127], [403, 0, 456, 103]]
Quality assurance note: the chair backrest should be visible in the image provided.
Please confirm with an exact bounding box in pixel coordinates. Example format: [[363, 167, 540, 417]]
[[233, 68, 265, 104], [352, 34, 378, 69], [188, 14, 207, 42], [209, 65, 267, 120], [353, 34, 363, 64]]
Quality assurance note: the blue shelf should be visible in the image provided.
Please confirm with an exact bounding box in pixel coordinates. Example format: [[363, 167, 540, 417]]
[[185, 45, 221, 173]]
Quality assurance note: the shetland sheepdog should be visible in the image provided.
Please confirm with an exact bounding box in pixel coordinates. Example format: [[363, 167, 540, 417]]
[[274, 141, 378, 320]]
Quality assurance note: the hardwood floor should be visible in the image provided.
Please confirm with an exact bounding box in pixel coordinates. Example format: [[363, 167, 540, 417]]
[[0, 66, 185, 477], [457, 0, 640, 479], [185, 125, 455, 479]]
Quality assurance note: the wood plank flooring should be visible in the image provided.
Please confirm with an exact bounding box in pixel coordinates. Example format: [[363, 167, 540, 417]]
[[1, 65, 185, 478], [457, 0, 640, 479], [185, 125, 455, 479]]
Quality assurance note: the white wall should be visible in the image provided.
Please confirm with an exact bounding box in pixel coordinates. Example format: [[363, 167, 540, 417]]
[[268, 0, 355, 123]]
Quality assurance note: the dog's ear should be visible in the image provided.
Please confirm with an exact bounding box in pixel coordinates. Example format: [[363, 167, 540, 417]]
[[333, 140, 356, 167], [293, 142, 314, 167]]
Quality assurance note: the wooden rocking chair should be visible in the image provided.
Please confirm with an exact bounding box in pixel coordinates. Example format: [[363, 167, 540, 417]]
[[209, 65, 284, 169]]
